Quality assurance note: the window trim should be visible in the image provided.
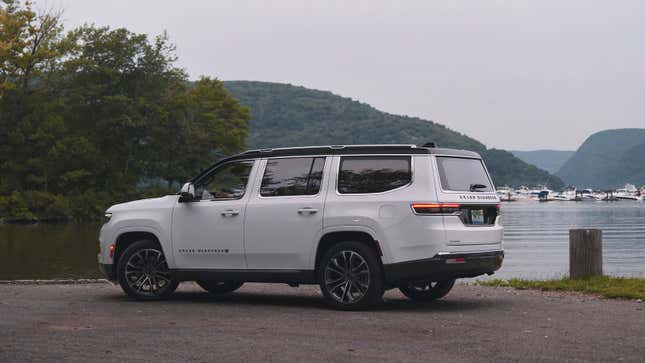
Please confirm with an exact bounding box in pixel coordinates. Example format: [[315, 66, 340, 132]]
[[192, 159, 256, 202], [257, 156, 328, 199], [335, 155, 414, 195], [433, 155, 495, 194]]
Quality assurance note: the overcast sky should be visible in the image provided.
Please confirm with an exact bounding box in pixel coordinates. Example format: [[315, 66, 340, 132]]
[[36, 0, 645, 150]]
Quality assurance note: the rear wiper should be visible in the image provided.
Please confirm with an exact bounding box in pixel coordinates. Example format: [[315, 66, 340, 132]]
[[469, 184, 487, 192]]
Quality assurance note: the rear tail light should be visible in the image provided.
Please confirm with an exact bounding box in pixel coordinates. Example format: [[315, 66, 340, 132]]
[[109, 244, 115, 258], [411, 203, 461, 214]]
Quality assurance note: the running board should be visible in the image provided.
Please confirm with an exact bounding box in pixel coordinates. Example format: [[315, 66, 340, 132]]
[[171, 269, 316, 284]]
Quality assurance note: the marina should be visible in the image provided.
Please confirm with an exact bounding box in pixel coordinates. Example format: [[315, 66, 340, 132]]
[[496, 183, 645, 202]]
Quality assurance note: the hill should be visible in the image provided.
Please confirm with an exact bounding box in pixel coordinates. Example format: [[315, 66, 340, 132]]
[[556, 128, 645, 188], [223, 81, 563, 189], [511, 150, 575, 174]]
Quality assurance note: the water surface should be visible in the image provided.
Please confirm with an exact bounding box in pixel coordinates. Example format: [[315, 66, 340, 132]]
[[496, 201, 645, 279], [1, 202, 643, 280]]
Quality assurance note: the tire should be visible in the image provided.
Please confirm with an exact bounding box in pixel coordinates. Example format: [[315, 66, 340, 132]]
[[318, 241, 384, 310], [196, 280, 244, 294], [399, 279, 456, 301], [117, 240, 179, 301]]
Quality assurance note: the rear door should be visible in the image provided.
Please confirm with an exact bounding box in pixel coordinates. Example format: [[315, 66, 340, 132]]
[[432, 155, 502, 246], [244, 156, 328, 270]]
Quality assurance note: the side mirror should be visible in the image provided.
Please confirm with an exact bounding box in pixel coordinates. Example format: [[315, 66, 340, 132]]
[[179, 182, 195, 203]]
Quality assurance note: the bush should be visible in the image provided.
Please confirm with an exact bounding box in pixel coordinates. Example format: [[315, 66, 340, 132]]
[[0, 191, 34, 221], [23, 191, 72, 221]]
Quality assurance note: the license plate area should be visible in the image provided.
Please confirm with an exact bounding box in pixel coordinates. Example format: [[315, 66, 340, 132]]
[[470, 209, 484, 225], [459, 205, 498, 226]]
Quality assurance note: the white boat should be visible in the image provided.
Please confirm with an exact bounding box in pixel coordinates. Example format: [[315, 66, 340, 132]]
[[528, 186, 556, 201], [551, 194, 570, 201], [552, 187, 578, 201], [496, 186, 518, 202], [580, 189, 601, 201], [514, 186, 533, 201], [615, 184, 643, 201]]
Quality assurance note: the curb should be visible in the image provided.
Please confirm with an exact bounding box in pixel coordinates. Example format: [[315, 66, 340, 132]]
[[0, 279, 110, 285]]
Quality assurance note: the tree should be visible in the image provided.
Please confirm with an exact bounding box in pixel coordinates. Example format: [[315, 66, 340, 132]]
[[0, 0, 66, 195], [0, 2, 250, 221]]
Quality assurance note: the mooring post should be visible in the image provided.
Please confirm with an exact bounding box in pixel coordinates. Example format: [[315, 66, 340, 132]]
[[569, 229, 603, 279]]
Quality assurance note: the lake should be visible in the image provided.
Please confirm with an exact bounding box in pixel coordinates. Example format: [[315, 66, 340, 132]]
[[496, 201, 645, 279], [1, 202, 644, 280]]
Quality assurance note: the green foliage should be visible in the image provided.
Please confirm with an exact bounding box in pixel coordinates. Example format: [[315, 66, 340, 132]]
[[478, 275, 645, 300], [0, 2, 249, 221], [22, 191, 70, 220], [224, 81, 563, 189], [0, 190, 33, 220], [557, 129, 645, 188]]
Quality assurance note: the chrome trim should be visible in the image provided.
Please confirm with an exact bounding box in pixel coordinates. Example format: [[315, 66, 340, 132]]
[[437, 250, 503, 256]]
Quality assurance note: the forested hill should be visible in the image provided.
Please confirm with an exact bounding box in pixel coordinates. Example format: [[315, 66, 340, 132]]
[[224, 81, 563, 189], [557, 129, 645, 188]]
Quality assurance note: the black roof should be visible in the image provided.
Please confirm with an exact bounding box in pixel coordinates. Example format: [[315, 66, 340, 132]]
[[191, 144, 480, 182], [239, 144, 480, 158]]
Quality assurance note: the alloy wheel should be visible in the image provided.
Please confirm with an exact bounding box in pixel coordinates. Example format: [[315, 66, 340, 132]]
[[324, 250, 370, 304], [124, 248, 172, 297], [407, 281, 440, 292]]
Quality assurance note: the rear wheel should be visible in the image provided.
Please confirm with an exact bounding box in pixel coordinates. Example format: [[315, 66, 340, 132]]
[[196, 280, 244, 294], [117, 240, 179, 300], [318, 241, 384, 310], [399, 279, 456, 301]]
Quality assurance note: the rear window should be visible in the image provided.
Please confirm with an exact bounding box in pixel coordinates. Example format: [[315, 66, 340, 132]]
[[436, 157, 492, 192], [261, 157, 325, 197], [338, 156, 411, 194]]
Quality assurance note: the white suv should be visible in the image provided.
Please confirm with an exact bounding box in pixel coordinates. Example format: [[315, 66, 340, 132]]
[[98, 144, 503, 309]]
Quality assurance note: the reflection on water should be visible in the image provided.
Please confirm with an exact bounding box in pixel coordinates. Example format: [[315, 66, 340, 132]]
[[0, 224, 101, 280], [0, 202, 644, 280]]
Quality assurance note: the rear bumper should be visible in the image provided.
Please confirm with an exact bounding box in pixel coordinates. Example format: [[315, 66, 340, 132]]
[[383, 250, 504, 285], [99, 263, 116, 281]]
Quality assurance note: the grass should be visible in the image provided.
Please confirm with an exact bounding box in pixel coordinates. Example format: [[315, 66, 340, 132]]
[[477, 275, 645, 300]]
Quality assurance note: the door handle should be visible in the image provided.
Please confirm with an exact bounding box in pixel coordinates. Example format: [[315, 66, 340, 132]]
[[221, 209, 240, 217], [297, 207, 318, 215]]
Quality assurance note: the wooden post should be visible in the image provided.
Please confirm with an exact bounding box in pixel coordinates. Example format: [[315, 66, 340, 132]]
[[569, 229, 603, 279]]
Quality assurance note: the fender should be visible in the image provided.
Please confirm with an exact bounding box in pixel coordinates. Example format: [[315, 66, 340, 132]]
[[112, 224, 175, 267], [312, 225, 392, 265]]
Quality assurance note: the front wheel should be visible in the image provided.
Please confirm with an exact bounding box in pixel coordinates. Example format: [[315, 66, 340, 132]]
[[318, 241, 384, 310], [196, 280, 243, 294], [117, 240, 179, 301], [399, 279, 456, 301]]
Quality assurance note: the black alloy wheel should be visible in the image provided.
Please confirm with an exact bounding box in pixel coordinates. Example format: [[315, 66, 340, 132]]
[[117, 240, 179, 300], [318, 241, 384, 310], [399, 279, 456, 301]]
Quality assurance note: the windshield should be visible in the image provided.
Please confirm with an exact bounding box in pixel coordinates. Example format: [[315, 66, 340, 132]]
[[435, 157, 493, 192]]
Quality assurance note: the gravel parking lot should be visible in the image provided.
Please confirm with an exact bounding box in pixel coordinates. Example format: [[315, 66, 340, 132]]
[[0, 282, 643, 362]]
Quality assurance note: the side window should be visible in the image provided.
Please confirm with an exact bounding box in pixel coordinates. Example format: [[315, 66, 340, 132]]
[[338, 156, 411, 194], [260, 157, 325, 197], [194, 160, 254, 201]]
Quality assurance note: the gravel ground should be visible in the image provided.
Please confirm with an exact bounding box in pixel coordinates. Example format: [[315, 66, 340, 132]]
[[0, 282, 643, 362]]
